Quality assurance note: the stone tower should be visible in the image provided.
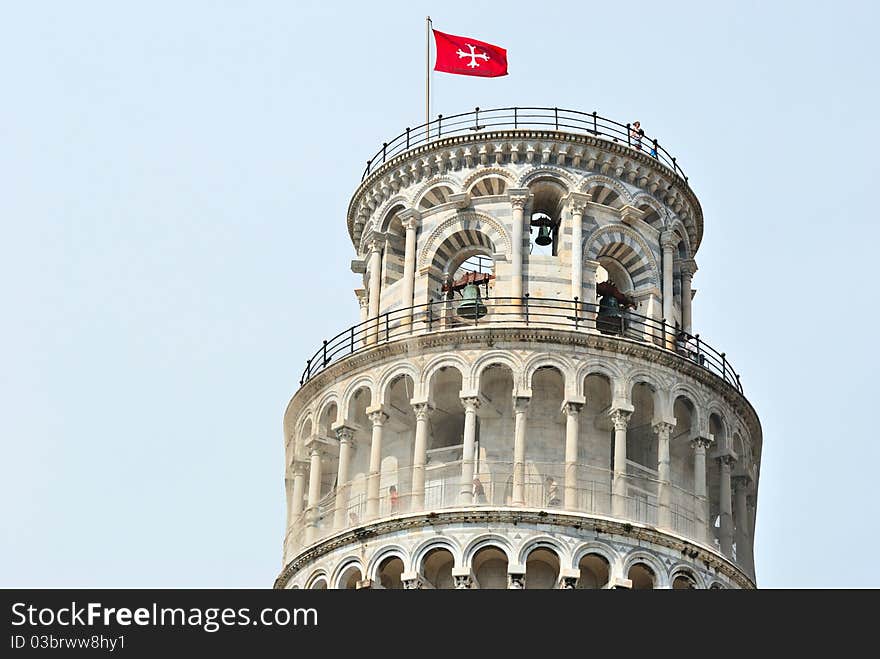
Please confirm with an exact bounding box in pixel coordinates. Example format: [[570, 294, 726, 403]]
[[276, 107, 761, 590]]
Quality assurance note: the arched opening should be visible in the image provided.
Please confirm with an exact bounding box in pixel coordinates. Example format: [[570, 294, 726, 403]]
[[473, 546, 508, 589], [671, 396, 698, 536], [425, 366, 465, 508], [628, 563, 655, 590], [345, 387, 372, 523], [376, 556, 405, 590], [526, 367, 565, 508], [427, 229, 496, 323], [590, 182, 625, 210], [672, 572, 697, 589], [418, 184, 454, 211], [577, 553, 610, 589], [708, 412, 728, 551], [380, 374, 416, 515], [469, 176, 509, 199], [477, 364, 515, 505], [337, 564, 362, 590], [422, 547, 455, 589], [581, 373, 614, 515], [627, 382, 658, 524], [382, 207, 407, 290], [309, 577, 328, 590], [527, 179, 566, 256], [525, 547, 560, 589]]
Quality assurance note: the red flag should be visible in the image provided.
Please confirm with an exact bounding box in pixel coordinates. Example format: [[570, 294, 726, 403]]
[[432, 29, 508, 78]]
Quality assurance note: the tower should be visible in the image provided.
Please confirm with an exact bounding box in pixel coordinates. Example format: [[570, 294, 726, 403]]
[[276, 107, 761, 590]]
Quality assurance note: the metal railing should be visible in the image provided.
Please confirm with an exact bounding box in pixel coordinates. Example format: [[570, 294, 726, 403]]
[[298, 296, 742, 393], [285, 459, 718, 566], [361, 106, 688, 183]]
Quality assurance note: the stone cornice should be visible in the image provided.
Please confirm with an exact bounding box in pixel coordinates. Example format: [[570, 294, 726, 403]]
[[273, 508, 755, 590], [346, 130, 703, 255]]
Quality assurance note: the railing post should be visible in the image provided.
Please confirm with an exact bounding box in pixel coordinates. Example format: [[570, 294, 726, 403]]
[[524, 293, 530, 325], [653, 139, 659, 159], [427, 301, 433, 331], [695, 334, 702, 365], [573, 296, 579, 330], [304, 358, 312, 384], [322, 340, 328, 367], [382, 142, 387, 163], [406, 127, 410, 149], [437, 114, 442, 139], [721, 352, 728, 382], [592, 111, 597, 135], [350, 327, 355, 354], [385, 313, 390, 342], [554, 107, 559, 130], [475, 106, 480, 130], [627, 123, 632, 147], [514, 107, 518, 129]]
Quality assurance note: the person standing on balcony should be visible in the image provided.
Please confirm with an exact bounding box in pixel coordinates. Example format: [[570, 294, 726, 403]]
[[630, 121, 642, 150], [546, 477, 560, 507], [473, 477, 488, 504], [389, 485, 400, 514]]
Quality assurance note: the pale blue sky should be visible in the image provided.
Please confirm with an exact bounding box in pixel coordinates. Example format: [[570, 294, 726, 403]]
[[2, 1, 877, 587]]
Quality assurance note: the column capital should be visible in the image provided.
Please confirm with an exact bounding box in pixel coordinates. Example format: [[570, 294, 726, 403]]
[[397, 207, 421, 225], [451, 567, 475, 589], [289, 459, 308, 477], [460, 395, 482, 413], [566, 192, 591, 215], [366, 405, 387, 426], [717, 452, 737, 468], [679, 258, 698, 278], [411, 401, 434, 421], [652, 420, 676, 436], [660, 230, 678, 250], [508, 188, 531, 209], [732, 472, 753, 489], [332, 423, 356, 444], [355, 288, 369, 309], [690, 435, 714, 451], [512, 395, 531, 414], [507, 565, 526, 589], [367, 234, 386, 254], [619, 204, 644, 225], [561, 399, 584, 416], [610, 406, 633, 431]]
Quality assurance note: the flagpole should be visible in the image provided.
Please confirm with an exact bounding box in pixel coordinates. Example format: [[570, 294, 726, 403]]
[[426, 16, 431, 143]]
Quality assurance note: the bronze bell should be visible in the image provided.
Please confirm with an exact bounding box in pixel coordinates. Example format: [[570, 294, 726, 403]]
[[535, 224, 553, 246], [457, 282, 488, 319]]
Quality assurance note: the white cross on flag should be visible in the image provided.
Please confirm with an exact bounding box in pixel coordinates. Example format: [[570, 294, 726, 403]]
[[432, 29, 508, 77]]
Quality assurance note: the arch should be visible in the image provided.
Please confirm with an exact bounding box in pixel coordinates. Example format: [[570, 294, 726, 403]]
[[622, 550, 666, 586], [667, 219, 693, 259], [571, 541, 621, 571], [517, 536, 567, 566], [410, 175, 461, 211], [470, 351, 524, 393], [305, 570, 329, 590], [626, 370, 668, 412], [524, 546, 562, 589], [576, 552, 612, 589], [417, 211, 511, 271], [331, 557, 365, 590], [377, 363, 420, 406], [412, 537, 463, 570], [461, 167, 516, 191], [580, 174, 634, 207], [670, 384, 706, 431], [421, 354, 470, 392], [631, 193, 668, 230], [375, 198, 411, 233], [341, 377, 375, 419], [467, 174, 510, 198], [463, 534, 515, 565], [517, 165, 577, 190], [313, 392, 340, 432], [366, 545, 411, 580], [523, 356, 574, 395], [417, 184, 456, 211], [575, 361, 625, 399], [708, 581, 726, 590], [584, 224, 660, 289], [669, 564, 705, 589]]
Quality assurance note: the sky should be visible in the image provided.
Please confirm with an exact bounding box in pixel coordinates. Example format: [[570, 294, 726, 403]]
[[2, 1, 878, 588]]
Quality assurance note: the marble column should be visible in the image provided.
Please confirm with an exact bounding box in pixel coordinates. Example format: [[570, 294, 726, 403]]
[[691, 436, 713, 544], [410, 402, 433, 512], [661, 231, 677, 350], [460, 396, 482, 504], [611, 408, 632, 518], [367, 236, 383, 345], [680, 258, 697, 335], [568, 194, 589, 305], [654, 421, 675, 529], [365, 406, 387, 519], [332, 426, 355, 530], [509, 189, 530, 305], [511, 396, 531, 505], [399, 211, 419, 328], [718, 454, 735, 558], [562, 401, 582, 510]]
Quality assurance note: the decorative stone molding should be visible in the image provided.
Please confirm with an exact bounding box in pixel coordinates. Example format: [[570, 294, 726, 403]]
[[610, 408, 632, 431], [417, 210, 512, 271]]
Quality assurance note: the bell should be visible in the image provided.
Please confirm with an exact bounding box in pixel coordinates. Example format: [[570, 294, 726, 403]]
[[535, 224, 553, 246], [457, 282, 488, 319], [598, 294, 621, 318]]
